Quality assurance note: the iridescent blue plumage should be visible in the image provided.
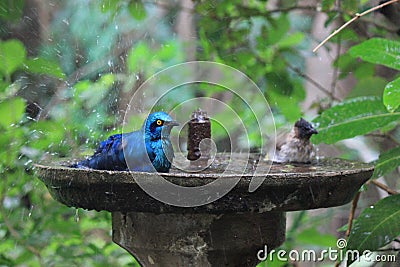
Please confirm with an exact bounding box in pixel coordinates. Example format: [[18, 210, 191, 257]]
[[72, 112, 178, 172]]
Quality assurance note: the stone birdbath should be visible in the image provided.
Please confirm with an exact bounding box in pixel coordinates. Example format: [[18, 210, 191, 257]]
[[35, 105, 373, 267], [34, 154, 373, 267]]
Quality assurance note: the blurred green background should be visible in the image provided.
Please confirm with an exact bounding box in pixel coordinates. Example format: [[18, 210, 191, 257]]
[[1, 0, 399, 266]]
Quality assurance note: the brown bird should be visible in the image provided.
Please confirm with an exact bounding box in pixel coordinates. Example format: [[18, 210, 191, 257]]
[[274, 118, 318, 163]]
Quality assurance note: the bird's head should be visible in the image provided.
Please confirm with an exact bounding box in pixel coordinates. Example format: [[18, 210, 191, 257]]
[[294, 118, 318, 139], [143, 111, 179, 140]]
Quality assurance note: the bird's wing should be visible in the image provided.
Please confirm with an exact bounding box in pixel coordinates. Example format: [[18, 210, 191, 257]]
[[275, 130, 289, 151], [93, 133, 124, 155], [76, 130, 158, 172], [123, 131, 156, 172], [74, 133, 127, 170], [145, 140, 156, 162]]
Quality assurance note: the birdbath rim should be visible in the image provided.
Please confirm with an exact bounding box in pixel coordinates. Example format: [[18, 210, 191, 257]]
[[34, 153, 374, 213], [34, 154, 373, 178]]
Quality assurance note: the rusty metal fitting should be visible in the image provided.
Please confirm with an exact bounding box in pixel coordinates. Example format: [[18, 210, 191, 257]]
[[187, 109, 211, 166]]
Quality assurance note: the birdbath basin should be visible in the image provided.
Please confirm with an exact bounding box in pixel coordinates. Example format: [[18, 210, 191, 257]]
[[34, 154, 373, 267]]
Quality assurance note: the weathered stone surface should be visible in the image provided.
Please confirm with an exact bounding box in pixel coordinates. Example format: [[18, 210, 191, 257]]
[[34, 154, 373, 267], [34, 154, 373, 213], [112, 211, 285, 267]]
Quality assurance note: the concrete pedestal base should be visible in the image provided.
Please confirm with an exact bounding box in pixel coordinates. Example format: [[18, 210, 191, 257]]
[[35, 156, 374, 266], [112, 211, 286, 267]]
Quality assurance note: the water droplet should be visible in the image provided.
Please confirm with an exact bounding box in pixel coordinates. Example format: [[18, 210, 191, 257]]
[[28, 205, 33, 217], [74, 209, 80, 222]]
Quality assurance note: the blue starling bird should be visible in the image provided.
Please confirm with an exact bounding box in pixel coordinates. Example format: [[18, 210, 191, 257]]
[[72, 112, 179, 172], [274, 118, 318, 163]]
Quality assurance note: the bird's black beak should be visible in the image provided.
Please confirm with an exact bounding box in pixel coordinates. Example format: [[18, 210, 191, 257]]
[[309, 127, 318, 135], [165, 121, 180, 127]]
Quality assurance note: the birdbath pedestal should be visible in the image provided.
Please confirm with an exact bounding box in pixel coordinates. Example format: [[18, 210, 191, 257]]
[[34, 154, 373, 267]]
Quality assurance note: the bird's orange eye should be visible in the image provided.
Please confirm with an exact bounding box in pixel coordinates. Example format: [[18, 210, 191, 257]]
[[156, 119, 163, 126]]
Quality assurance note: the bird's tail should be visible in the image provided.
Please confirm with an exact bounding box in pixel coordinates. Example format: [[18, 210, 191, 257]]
[[69, 159, 90, 169], [69, 162, 78, 168]]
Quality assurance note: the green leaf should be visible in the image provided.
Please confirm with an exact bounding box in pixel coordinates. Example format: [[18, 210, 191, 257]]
[[337, 223, 348, 232], [0, 0, 24, 21], [0, 127, 23, 163], [155, 41, 180, 61], [276, 32, 304, 48], [334, 52, 374, 80], [265, 14, 290, 45], [0, 97, 25, 128], [269, 90, 302, 122], [349, 38, 400, 71], [266, 72, 294, 95], [342, 0, 357, 12], [372, 146, 400, 179], [321, 0, 335, 11], [235, 50, 257, 67], [128, 0, 146, 20], [199, 28, 211, 58], [351, 62, 375, 81], [346, 194, 400, 264], [0, 74, 9, 93], [24, 58, 65, 79], [312, 96, 400, 144], [297, 228, 336, 247], [330, 28, 358, 43], [0, 254, 14, 265], [29, 121, 65, 150], [0, 40, 26, 77], [383, 77, 400, 112], [346, 76, 386, 98], [100, 0, 119, 13], [76, 74, 115, 108], [127, 42, 150, 73]]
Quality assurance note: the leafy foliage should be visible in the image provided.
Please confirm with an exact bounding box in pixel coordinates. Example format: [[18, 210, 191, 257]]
[[372, 146, 400, 179], [0, 40, 26, 77], [0, 0, 24, 22], [0, 36, 137, 266], [349, 38, 400, 113], [196, 5, 307, 124], [346, 194, 400, 265], [349, 38, 400, 71], [311, 22, 400, 267], [0, 97, 25, 128], [312, 96, 400, 144], [24, 58, 65, 79], [383, 77, 400, 112], [1, 0, 399, 266]]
